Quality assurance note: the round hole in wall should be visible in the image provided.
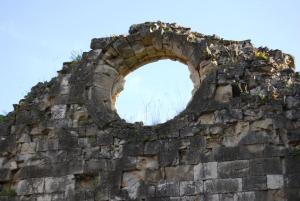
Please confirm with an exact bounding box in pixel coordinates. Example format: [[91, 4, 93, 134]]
[[115, 59, 194, 125]]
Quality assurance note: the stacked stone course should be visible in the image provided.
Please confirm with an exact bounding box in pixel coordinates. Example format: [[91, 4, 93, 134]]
[[0, 22, 300, 200]]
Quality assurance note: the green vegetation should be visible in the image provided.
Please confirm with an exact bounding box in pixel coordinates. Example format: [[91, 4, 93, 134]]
[[70, 50, 82, 63], [255, 50, 269, 61], [92, 175, 101, 189], [233, 81, 249, 96], [289, 149, 300, 156], [110, 34, 118, 38], [0, 187, 17, 197], [237, 82, 249, 95], [88, 136, 97, 145], [0, 114, 7, 123], [257, 92, 267, 101], [164, 27, 172, 32]]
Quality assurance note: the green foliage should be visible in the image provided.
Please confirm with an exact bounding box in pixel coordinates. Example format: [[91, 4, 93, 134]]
[[88, 136, 97, 145], [289, 149, 300, 156], [257, 92, 267, 100], [143, 134, 157, 142], [164, 27, 172, 32], [237, 82, 249, 95], [110, 34, 118, 38], [255, 50, 269, 61], [0, 114, 7, 123], [0, 187, 17, 197], [70, 50, 82, 63], [92, 175, 101, 189]]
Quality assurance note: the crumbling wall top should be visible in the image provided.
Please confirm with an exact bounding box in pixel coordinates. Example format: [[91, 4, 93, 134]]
[[0, 22, 299, 201]]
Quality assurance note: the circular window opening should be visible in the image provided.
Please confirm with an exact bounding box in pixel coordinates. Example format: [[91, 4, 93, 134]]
[[115, 59, 194, 125]]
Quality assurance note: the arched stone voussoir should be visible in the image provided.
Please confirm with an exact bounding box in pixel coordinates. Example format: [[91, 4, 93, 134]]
[[1, 21, 299, 201], [84, 22, 296, 129], [86, 22, 249, 127]]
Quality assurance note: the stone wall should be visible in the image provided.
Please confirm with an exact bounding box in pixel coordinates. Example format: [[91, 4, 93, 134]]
[[0, 21, 300, 201]]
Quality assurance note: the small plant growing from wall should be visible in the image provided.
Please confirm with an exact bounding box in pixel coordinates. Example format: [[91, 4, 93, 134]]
[[255, 50, 269, 61], [0, 186, 17, 197], [70, 50, 82, 63], [237, 82, 249, 95], [0, 114, 7, 123]]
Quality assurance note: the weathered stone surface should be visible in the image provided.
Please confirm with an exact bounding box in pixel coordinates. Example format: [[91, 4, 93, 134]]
[[222, 192, 258, 201], [179, 181, 203, 196], [121, 170, 145, 199], [218, 193, 235, 201], [249, 158, 282, 176], [205, 194, 219, 201], [156, 181, 180, 197], [214, 85, 233, 103], [198, 113, 215, 124], [16, 178, 45, 195], [243, 176, 267, 191], [45, 175, 74, 194], [286, 155, 300, 174], [0, 168, 11, 182], [137, 156, 158, 170], [204, 178, 242, 193], [194, 162, 218, 180], [267, 175, 284, 190], [251, 118, 273, 131], [84, 159, 115, 173], [235, 192, 256, 201], [165, 165, 194, 181], [51, 105, 67, 120], [218, 160, 249, 178], [286, 173, 300, 188], [0, 21, 299, 200]]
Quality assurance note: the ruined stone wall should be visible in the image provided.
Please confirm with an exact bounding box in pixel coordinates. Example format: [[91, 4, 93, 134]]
[[0, 22, 300, 201]]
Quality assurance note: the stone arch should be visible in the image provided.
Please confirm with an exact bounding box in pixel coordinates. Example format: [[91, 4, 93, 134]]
[[87, 22, 222, 127], [1, 22, 299, 201]]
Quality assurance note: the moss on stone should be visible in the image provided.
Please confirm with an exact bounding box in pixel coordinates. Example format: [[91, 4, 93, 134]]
[[0, 187, 17, 197]]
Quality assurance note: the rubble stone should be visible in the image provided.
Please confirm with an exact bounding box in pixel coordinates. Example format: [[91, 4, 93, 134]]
[[0, 21, 299, 200]]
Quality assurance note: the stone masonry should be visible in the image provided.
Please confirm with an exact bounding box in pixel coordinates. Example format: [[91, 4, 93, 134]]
[[0, 21, 300, 200]]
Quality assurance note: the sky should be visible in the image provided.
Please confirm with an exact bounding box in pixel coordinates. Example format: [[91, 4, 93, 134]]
[[116, 60, 193, 125], [0, 0, 299, 124]]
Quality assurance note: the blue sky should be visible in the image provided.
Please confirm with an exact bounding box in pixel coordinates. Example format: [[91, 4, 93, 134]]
[[0, 0, 299, 124], [116, 60, 193, 125]]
